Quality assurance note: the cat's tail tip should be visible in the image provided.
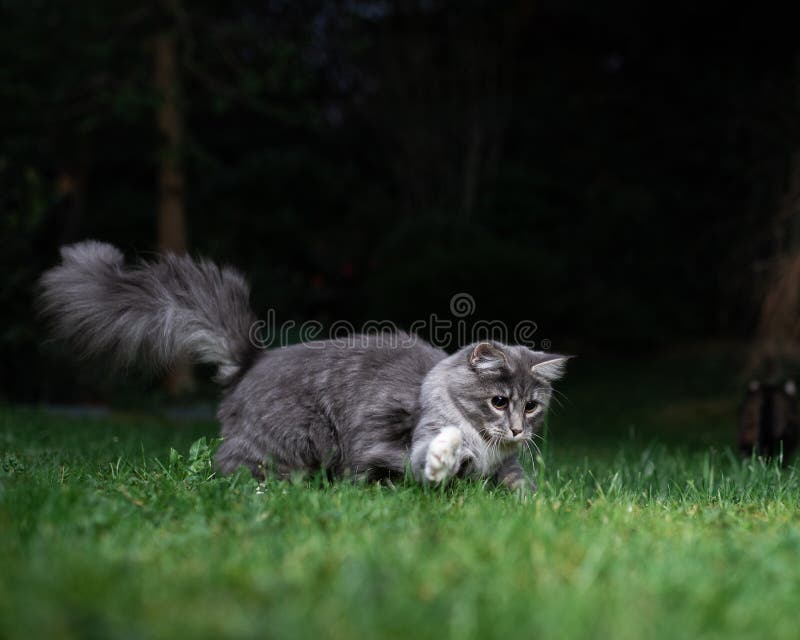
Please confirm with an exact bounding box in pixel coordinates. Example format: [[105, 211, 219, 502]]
[[58, 240, 125, 268]]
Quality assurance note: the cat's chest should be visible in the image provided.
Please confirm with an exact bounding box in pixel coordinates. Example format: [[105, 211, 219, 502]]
[[459, 428, 513, 476]]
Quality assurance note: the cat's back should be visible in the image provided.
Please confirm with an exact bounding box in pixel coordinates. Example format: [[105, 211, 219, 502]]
[[226, 332, 445, 418], [217, 333, 445, 475], [250, 332, 441, 373]]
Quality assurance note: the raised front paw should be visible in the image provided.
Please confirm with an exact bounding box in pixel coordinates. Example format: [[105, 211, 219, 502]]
[[424, 427, 463, 483]]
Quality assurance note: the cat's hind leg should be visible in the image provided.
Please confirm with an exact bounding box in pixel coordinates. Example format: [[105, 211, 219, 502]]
[[215, 435, 268, 478]]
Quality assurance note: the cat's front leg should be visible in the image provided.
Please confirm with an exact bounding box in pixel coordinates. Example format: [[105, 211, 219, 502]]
[[411, 426, 464, 484], [494, 455, 536, 494], [424, 427, 464, 482]]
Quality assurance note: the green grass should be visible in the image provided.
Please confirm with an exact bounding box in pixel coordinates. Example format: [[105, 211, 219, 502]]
[[3, 356, 800, 639]]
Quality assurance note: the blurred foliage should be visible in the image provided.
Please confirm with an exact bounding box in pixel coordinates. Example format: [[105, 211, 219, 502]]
[[1, 1, 799, 401]]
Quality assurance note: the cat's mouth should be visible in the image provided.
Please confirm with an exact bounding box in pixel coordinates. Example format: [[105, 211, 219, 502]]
[[489, 432, 526, 448], [482, 426, 528, 448]]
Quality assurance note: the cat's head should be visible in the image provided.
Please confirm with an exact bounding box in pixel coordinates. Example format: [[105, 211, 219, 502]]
[[434, 341, 570, 448]]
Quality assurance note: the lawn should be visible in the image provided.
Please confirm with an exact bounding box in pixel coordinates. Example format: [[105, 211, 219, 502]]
[[2, 354, 800, 639]]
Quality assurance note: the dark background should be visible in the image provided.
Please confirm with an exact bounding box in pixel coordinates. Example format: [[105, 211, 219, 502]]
[[2, 1, 799, 404]]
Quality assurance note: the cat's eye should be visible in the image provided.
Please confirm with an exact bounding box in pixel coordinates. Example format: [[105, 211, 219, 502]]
[[490, 396, 509, 410], [525, 400, 539, 414]]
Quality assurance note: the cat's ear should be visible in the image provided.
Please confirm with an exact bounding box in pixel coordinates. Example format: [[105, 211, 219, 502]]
[[530, 353, 571, 381], [468, 342, 507, 372]]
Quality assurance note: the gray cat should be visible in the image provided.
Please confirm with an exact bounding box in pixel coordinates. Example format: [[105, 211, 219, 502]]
[[39, 241, 569, 491]]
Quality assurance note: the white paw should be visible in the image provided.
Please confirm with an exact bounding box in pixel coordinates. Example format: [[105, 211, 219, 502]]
[[424, 427, 463, 483]]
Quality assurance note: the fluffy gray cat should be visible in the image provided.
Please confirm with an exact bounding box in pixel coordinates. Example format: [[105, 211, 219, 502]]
[[39, 241, 569, 491]]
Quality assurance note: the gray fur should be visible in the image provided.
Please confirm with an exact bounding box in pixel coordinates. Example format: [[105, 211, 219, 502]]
[[38, 241, 255, 384], [410, 342, 565, 487], [39, 241, 569, 490]]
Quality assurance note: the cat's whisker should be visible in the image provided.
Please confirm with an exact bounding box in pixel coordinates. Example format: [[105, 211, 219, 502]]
[[551, 387, 571, 405], [523, 440, 541, 479], [523, 433, 542, 460], [491, 436, 502, 461], [530, 443, 540, 469], [523, 440, 534, 467], [552, 386, 569, 399]]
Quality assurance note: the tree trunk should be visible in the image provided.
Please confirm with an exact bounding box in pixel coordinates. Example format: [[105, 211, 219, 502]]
[[154, 29, 193, 394], [749, 150, 800, 376]]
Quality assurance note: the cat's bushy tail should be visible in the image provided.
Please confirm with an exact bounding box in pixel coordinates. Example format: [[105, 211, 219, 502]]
[[38, 241, 257, 384]]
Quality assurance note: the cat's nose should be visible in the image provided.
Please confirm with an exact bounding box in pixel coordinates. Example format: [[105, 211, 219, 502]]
[[510, 424, 522, 437]]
